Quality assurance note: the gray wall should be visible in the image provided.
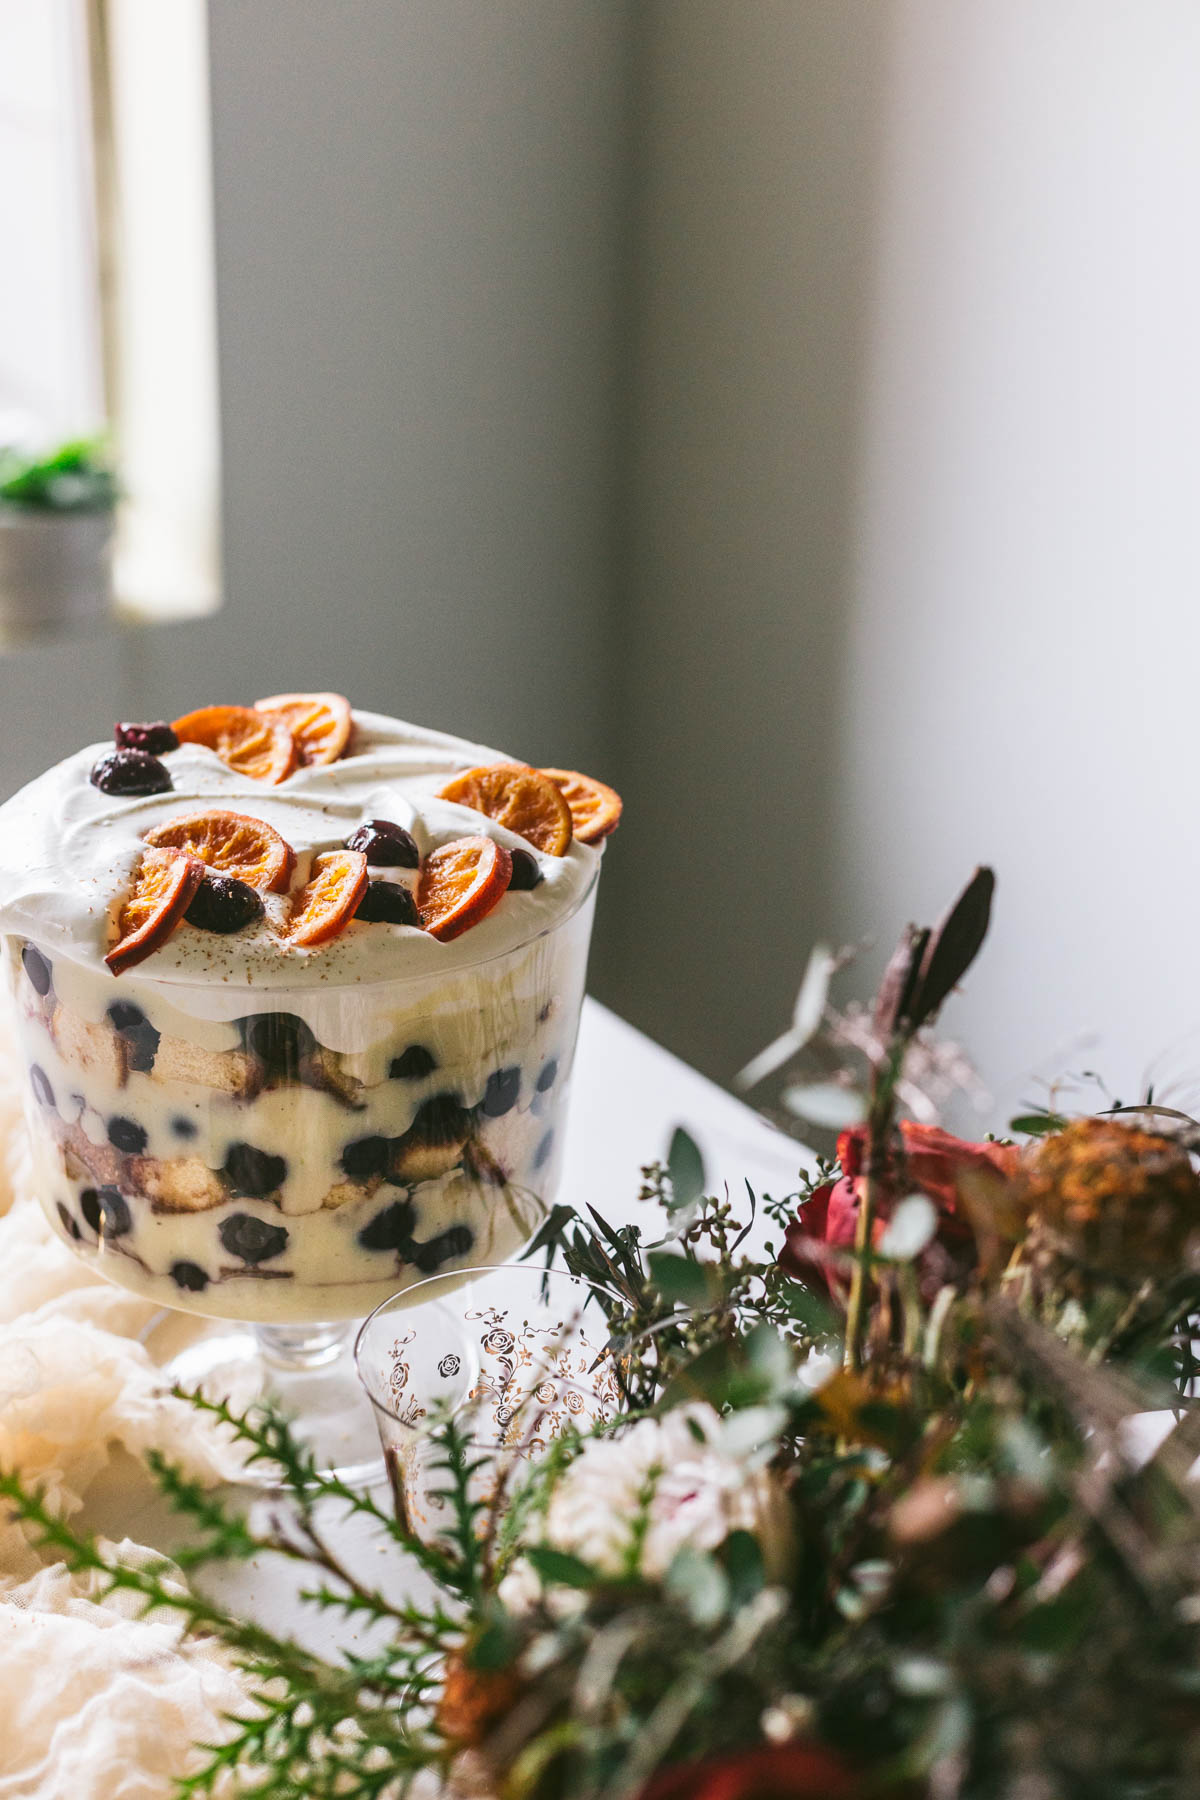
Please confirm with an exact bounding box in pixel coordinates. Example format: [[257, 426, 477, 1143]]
[[596, 1, 886, 1078], [604, 0, 1200, 1126], [831, 0, 1200, 1124]]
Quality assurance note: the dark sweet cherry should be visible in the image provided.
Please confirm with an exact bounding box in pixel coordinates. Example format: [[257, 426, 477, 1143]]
[[358, 1197, 417, 1252], [354, 880, 418, 926], [107, 1001, 160, 1074], [223, 1142, 287, 1197], [534, 1130, 554, 1170], [507, 848, 543, 891], [172, 1115, 198, 1138], [171, 1260, 210, 1292], [219, 1213, 289, 1265], [81, 1185, 132, 1237], [56, 1202, 82, 1242], [21, 945, 52, 996], [411, 1223, 475, 1274], [186, 874, 264, 935], [341, 1134, 393, 1178], [536, 1058, 558, 1093], [345, 819, 419, 868], [407, 1092, 472, 1146], [30, 1065, 54, 1108], [90, 749, 172, 796], [115, 720, 180, 756], [482, 1066, 520, 1118], [107, 1116, 148, 1155], [237, 1012, 316, 1073], [389, 1044, 437, 1081]]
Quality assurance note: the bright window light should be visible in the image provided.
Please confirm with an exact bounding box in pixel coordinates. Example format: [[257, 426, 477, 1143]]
[[0, 0, 104, 444], [96, 0, 222, 620], [0, 0, 221, 627]]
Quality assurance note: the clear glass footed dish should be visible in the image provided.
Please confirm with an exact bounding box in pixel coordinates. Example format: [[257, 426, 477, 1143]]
[[0, 697, 619, 1477]]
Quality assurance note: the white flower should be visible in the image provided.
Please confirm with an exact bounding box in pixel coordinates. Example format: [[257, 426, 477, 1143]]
[[508, 1402, 789, 1598]]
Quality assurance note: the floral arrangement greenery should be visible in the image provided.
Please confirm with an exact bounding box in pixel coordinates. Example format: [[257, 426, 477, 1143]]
[[6, 868, 1200, 1798], [0, 437, 117, 512]]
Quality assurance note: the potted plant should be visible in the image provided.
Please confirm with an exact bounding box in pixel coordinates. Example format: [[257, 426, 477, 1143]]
[[0, 437, 118, 633]]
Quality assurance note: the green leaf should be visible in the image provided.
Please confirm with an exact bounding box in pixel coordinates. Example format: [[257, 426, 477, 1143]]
[[1009, 1112, 1068, 1137], [666, 1126, 706, 1213], [658, 1324, 792, 1415], [647, 1250, 714, 1309], [469, 1605, 524, 1669], [745, 1320, 794, 1389], [657, 1339, 747, 1412], [665, 1545, 730, 1626], [518, 1203, 578, 1262], [722, 1529, 766, 1606], [780, 1081, 866, 1131], [778, 1281, 838, 1337], [524, 1544, 598, 1589]]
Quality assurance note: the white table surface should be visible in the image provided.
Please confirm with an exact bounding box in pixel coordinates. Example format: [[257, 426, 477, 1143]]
[[81, 998, 808, 1647]]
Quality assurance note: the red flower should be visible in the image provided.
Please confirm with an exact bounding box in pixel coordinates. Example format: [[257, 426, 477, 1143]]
[[779, 1121, 1018, 1296], [640, 1744, 861, 1800]]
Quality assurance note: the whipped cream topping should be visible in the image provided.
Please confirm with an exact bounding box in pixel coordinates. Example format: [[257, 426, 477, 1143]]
[[0, 710, 599, 993]]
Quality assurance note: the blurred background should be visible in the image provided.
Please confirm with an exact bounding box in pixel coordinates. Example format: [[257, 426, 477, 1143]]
[[4, 0, 1200, 1128]]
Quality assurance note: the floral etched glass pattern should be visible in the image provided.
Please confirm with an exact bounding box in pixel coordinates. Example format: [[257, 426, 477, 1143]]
[[355, 1264, 621, 1539]]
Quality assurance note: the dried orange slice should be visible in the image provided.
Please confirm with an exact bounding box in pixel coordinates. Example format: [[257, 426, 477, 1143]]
[[106, 847, 204, 975], [254, 691, 352, 766], [438, 763, 572, 857], [286, 849, 368, 947], [541, 768, 622, 844], [172, 705, 296, 785], [145, 810, 296, 893], [417, 835, 513, 941]]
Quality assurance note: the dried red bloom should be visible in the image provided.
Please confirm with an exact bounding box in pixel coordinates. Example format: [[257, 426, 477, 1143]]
[[639, 1744, 861, 1800], [779, 1121, 1019, 1298]]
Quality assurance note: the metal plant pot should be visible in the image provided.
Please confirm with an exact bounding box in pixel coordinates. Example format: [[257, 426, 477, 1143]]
[[0, 508, 114, 633]]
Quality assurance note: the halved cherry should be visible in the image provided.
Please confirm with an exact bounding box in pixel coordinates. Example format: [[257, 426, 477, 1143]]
[[145, 809, 296, 893], [172, 704, 296, 785], [106, 847, 205, 976], [286, 849, 369, 947], [541, 768, 623, 844], [254, 691, 352, 767], [438, 763, 573, 857], [417, 835, 513, 942]]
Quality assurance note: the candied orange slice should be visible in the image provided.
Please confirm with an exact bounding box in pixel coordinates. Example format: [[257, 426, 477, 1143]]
[[254, 691, 352, 766], [417, 835, 513, 941], [145, 809, 296, 893], [286, 849, 368, 947], [106, 847, 204, 976], [172, 704, 296, 785], [438, 763, 572, 856], [541, 768, 622, 844]]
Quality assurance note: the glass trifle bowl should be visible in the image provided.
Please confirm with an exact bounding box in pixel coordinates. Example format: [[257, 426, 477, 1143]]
[[0, 700, 616, 1479]]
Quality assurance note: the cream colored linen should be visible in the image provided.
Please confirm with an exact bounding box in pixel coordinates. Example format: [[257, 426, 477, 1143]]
[[0, 1052, 253, 1797]]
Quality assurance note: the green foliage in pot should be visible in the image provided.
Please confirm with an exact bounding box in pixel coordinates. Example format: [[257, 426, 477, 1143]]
[[0, 438, 117, 513]]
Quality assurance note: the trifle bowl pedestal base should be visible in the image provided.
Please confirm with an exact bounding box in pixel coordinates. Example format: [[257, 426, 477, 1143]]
[[167, 1317, 386, 1486]]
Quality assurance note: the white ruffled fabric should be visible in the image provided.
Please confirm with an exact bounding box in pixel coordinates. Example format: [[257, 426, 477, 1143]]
[[0, 1051, 254, 1797]]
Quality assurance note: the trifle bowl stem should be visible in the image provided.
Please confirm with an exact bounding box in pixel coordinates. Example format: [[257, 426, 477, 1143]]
[[168, 1319, 383, 1484]]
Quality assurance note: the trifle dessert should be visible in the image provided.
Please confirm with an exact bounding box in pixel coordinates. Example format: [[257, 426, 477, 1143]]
[[0, 695, 618, 1329]]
